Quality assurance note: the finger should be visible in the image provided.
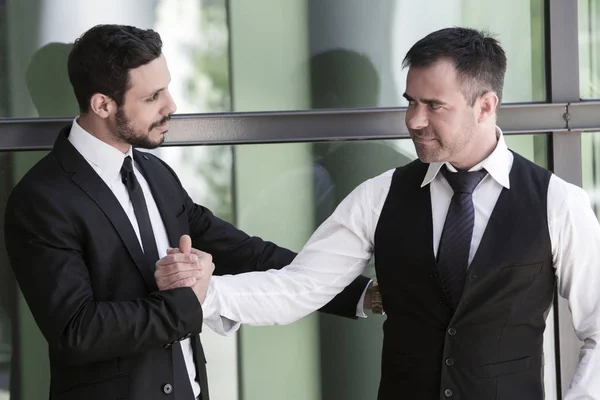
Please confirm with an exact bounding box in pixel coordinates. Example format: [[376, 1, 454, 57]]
[[155, 262, 202, 280], [190, 248, 213, 264], [167, 247, 180, 255], [158, 270, 204, 285], [179, 235, 192, 255], [156, 253, 198, 267], [165, 278, 197, 290]]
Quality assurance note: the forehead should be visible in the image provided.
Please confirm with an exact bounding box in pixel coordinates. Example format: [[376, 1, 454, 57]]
[[127, 54, 170, 95], [405, 59, 462, 97]]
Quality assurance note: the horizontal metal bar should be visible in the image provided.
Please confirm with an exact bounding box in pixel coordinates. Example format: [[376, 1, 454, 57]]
[[0, 101, 599, 151], [567, 101, 600, 132]]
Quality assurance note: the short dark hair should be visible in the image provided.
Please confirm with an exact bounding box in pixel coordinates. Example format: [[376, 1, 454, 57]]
[[402, 27, 507, 106], [67, 24, 163, 113]]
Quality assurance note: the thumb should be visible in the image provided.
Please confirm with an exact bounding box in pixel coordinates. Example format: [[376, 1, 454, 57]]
[[179, 235, 192, 255]]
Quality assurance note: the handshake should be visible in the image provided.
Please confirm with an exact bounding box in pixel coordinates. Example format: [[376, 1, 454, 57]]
[[154, 235, 215, 304]]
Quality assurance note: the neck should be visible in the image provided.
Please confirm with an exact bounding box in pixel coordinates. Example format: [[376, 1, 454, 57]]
[[78, 114, 130, 154]]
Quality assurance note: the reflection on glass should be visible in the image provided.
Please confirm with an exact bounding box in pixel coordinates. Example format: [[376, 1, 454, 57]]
[[229, 0, 545, 113], [2, 0, 230, 119], [582, 132, 600, 216], [1, 0, 545, 120], [579, 0, 600, 99]]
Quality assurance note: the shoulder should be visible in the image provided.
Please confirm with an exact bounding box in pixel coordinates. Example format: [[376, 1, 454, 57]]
[[134, 149, 183, 184], [8, 152, 69, 206], [548, 173, 591, 210]]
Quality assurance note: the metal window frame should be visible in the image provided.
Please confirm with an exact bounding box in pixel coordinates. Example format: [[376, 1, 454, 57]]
[[0, 0, 594, 398], [0, 101, 598, 151], [547, 0, 584, 397]]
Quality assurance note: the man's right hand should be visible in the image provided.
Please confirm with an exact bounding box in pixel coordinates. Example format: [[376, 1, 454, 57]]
[[155, 235, 215, 304]]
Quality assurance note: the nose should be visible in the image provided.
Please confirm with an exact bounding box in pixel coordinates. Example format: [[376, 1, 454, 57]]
[[406, 105, 428, 130], [163, 90, 177, 115]]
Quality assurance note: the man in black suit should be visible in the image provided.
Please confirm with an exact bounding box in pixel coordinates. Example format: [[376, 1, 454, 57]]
[[4, 24, 369, 400]]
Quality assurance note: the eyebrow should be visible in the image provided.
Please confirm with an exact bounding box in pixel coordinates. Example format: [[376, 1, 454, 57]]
[[403, 92, 447, 106], [146, 87, 165, 98]]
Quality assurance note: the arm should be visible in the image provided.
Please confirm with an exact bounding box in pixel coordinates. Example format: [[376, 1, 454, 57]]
[[183, 183, 371, 319], [550, 180, 600, 399], [4, 187, 204, 366], [202, 178, 375, 329]]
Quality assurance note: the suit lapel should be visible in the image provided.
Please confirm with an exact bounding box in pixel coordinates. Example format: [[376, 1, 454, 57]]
[[54, 129, 158, 291], [133, 150, 181, 248]]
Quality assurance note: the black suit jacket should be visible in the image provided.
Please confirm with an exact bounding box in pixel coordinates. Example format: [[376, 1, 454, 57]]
[[4, 127, 369, 400]]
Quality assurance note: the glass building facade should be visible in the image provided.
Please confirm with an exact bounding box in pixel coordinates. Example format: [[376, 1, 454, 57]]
[[0, 0, 598, 399]]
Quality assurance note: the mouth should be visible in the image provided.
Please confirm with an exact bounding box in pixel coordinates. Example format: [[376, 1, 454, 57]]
[[412, 135, 436, 144], [150, 114, 173, 132], [152, 119, 169, 132]]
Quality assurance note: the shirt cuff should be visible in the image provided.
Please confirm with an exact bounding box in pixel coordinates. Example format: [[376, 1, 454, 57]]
[[201, 281, 241, 336], [355, 279, 372, 318]]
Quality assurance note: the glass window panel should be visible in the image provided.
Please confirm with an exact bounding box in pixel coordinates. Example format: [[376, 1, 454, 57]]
[[582, 132, 600, 216], [579, 0, 600, 99], [0, 0, 545, 120], [0, 154, 13, 400], [230, 0, 546, 112], [1, 0, 230, 119]]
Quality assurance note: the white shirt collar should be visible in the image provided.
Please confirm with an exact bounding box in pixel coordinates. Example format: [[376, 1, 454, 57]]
[[420, 126, 511, 190], [68, 118, 134, 181]]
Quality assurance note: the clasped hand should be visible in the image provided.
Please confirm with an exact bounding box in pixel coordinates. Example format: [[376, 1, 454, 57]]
[[154, 235, 215, 304]]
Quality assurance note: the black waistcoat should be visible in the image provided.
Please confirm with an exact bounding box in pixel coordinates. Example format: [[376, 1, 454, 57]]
[[373, 153, 555, 400]]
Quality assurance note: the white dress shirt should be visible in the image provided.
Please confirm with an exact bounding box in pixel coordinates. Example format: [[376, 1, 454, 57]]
[[68, 120, 200, 398], [203, 128, 600, 399]]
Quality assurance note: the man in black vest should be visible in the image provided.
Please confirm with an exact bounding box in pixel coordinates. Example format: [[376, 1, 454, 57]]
[[161, 27, 600, 399]]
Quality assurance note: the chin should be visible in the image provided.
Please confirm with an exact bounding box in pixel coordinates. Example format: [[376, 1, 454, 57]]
[[415, 145, 439, 163], [149, 131, 167, 148]]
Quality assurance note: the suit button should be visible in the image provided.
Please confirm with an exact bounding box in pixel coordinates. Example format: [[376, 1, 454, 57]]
[[445, 358, 455, 366], [163, 383, 173, 394], [444, 388, 454, 397], [447, 327, 457, 336], [429, 271, 438, 279]]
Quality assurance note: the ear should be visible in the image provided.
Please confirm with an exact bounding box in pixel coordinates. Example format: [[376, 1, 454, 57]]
[[477, 91, 499, 124], [89, 93, 117, 119]]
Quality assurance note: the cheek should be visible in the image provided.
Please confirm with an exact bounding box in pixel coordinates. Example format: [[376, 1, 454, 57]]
[[436, 112, 468, 135], [131, 110, 156, 130]]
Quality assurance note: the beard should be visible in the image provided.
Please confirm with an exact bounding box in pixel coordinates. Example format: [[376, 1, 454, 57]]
[[409, 123, 477, 164], [114, 107, 170, 149], [409, 128, 446, 163]]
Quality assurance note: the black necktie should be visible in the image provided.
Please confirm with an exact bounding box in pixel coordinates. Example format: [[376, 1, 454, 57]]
[[437, 165, 487, 309], [120, 156, 195, 399]]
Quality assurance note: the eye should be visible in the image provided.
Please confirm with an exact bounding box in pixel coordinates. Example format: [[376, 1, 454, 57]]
[[407, 100, 417, 106], [429, 103, 443, 110], [147, 92, 159, 102]]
